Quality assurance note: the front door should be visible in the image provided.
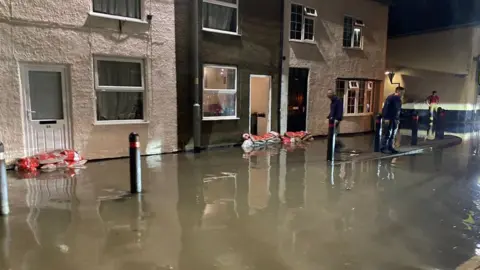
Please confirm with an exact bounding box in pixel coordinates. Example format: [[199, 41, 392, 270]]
[[287, 68, 308, 132], [249, 75, 272, 135], [22, 65, 71, 156]]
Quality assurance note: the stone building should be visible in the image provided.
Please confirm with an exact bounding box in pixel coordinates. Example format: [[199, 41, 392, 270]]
[[175, 0, 283, 149], [280, 0, 389, 135], [0, 0, 178, 161]]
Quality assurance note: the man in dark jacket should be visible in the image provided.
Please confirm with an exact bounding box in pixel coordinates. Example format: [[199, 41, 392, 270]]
[[327, 90, 344, 150], [381, 86, 404, 154]]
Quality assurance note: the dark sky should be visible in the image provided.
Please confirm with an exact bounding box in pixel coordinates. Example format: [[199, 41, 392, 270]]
[[389, 0, 480, 37]]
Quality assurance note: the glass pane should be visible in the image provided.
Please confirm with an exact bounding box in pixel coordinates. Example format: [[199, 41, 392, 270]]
[[203, 92, 236, 118], [93, 0, 141, 19], [204, 66, 236, 90], [347, 90, 356, 114], [335, 80, 346, 102], [353, 27, 362, 47], [304, 18, 314, 40], [96, 92, 143, 121], [29, 71, 64, 120], [203, 3, 237, 32], [365, 90, 373, 113], [358, 84, 365, 113], [97, 60, 142, 87], [290, 4, 303, 40], [343, 16, 353, 47]]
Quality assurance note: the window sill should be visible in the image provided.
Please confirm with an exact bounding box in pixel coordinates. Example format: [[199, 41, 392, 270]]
[[88, 12, 148, 24], [202, 28, 241, 36], [344, 113, 373, 117], [94, 120, 150, 126], [343, 46, 363, 50], [289, 39, 316, 44], [202, 116, 240, 121]]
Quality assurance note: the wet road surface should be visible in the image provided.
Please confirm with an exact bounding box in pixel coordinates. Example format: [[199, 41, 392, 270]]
[[2, 133, 480, 270]]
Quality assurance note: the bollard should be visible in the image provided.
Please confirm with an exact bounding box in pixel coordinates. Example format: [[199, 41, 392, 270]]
[[374, 114, 382, 152], [129, 133, 142, 194], [0, 143, 9, 216], [327, 118, 336, 162], [411, 111, 419, 146], [435, 108, 445, 140]]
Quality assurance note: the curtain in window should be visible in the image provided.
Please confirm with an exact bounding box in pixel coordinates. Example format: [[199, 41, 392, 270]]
[[93, 0, 141, 19], [97, 61, 142, 87], [203, 3, 236, 32], [96, 92, 143, 121]]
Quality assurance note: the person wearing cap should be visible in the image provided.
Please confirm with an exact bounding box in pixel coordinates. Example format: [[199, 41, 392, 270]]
[[426, 91, 440, 122], [381, 86, 404, 154], [327, 90, 344, 151]]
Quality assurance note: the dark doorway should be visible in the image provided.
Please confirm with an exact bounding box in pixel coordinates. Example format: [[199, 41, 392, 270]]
[[287, 68, 309, 132]]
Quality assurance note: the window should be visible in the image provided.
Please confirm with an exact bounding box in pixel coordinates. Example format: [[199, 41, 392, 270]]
[[290, 4, 317, 41], [336, 79, 374, 115], [203, 0, 238, 34], [343, 16, 364, 49], [92, 0, 141, 19], [203, 65, 237, 119], [94, 58, 145, 122]]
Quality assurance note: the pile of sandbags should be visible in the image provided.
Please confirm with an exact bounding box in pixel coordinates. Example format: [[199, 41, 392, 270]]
[[281, 131, 314, 144], [15, 149, 87, 173], [241, 130, 314, 152]]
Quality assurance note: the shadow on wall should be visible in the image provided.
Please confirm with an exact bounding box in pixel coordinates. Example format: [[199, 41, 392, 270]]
[[290, 42, 325, 62]]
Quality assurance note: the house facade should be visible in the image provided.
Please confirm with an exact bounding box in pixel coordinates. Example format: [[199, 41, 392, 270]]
[[0, 0, 178, 162], [175, 0, 283, 149], [384, 0, 480, 123], [280, 0, 389, 136]]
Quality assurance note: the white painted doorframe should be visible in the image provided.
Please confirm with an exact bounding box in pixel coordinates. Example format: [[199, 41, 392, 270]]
[[249, 75, 272, 134], [21, 64, 72, 156]]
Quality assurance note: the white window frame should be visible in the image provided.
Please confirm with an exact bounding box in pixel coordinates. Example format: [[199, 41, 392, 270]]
[[289, 3, 317, 42], [94, 56, 147, 124], [202, 0, 239, 35], [344, 16, 364, 49], [89, 0, 147, 24], [202, 64, 238, 121], [339, 80, 374, 116]]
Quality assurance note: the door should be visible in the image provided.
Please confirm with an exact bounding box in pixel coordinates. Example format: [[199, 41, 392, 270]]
[[22, 65, 71, 156], [287, 68, 308, 132], [249, 75, 272, 135]]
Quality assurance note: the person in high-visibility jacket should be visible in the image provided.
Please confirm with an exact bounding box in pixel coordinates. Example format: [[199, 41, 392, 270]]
[[426, 91, 440, 122]]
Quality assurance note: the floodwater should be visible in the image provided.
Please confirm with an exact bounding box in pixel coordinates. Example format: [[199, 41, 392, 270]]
[[2, 132, 480, 270]]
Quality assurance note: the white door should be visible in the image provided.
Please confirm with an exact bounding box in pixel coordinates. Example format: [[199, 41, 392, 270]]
[[249, 75, 272, 135], [22, 65, 71, 156]]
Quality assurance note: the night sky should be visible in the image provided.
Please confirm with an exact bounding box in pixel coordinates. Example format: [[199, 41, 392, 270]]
[[389, 0, 480, 37]]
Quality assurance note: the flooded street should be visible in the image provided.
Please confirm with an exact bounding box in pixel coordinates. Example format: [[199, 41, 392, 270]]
[[2, 133, 480, 270]]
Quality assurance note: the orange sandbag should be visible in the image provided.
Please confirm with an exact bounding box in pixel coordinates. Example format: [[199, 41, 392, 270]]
[[16, 157, 40, 171], [60, 150, 83, 162]]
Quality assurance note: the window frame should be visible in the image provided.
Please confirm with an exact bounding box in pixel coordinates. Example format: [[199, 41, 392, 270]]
[[202, 0, 240, 35], [93, 56, 147, 124], [89, 0, 147, 24], [337, 79, 375, 116], [202, 64, 239, 121], [289, 3, 317, 42], [343, 16, 364, 49]]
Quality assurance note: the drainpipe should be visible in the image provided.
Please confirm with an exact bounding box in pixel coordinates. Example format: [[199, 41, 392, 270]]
[[277, 0, 285, 132], [192, 0, 202, 153]]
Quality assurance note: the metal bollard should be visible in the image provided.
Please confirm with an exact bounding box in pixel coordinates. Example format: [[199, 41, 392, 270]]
[[327, 118, 336, 162], [435, 108, 445, 140], [0, 143, 9, 216], [129, 133, 142, 194], [374, 114, 382, 152], [411, 111, 419, 146]]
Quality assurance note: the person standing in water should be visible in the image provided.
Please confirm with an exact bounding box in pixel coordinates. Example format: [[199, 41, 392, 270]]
[[327, 90, 344, 151], [381, 86, 404, 154]]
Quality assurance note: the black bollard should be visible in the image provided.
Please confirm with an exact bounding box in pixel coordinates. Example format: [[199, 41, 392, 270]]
[[0, 143, 8, 216], [374, 114, 382, 152], [435, 108, 445, 140], [411, 111, 419, 146], [327, 118, 336, 162], [129, 133, 142, 194]]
